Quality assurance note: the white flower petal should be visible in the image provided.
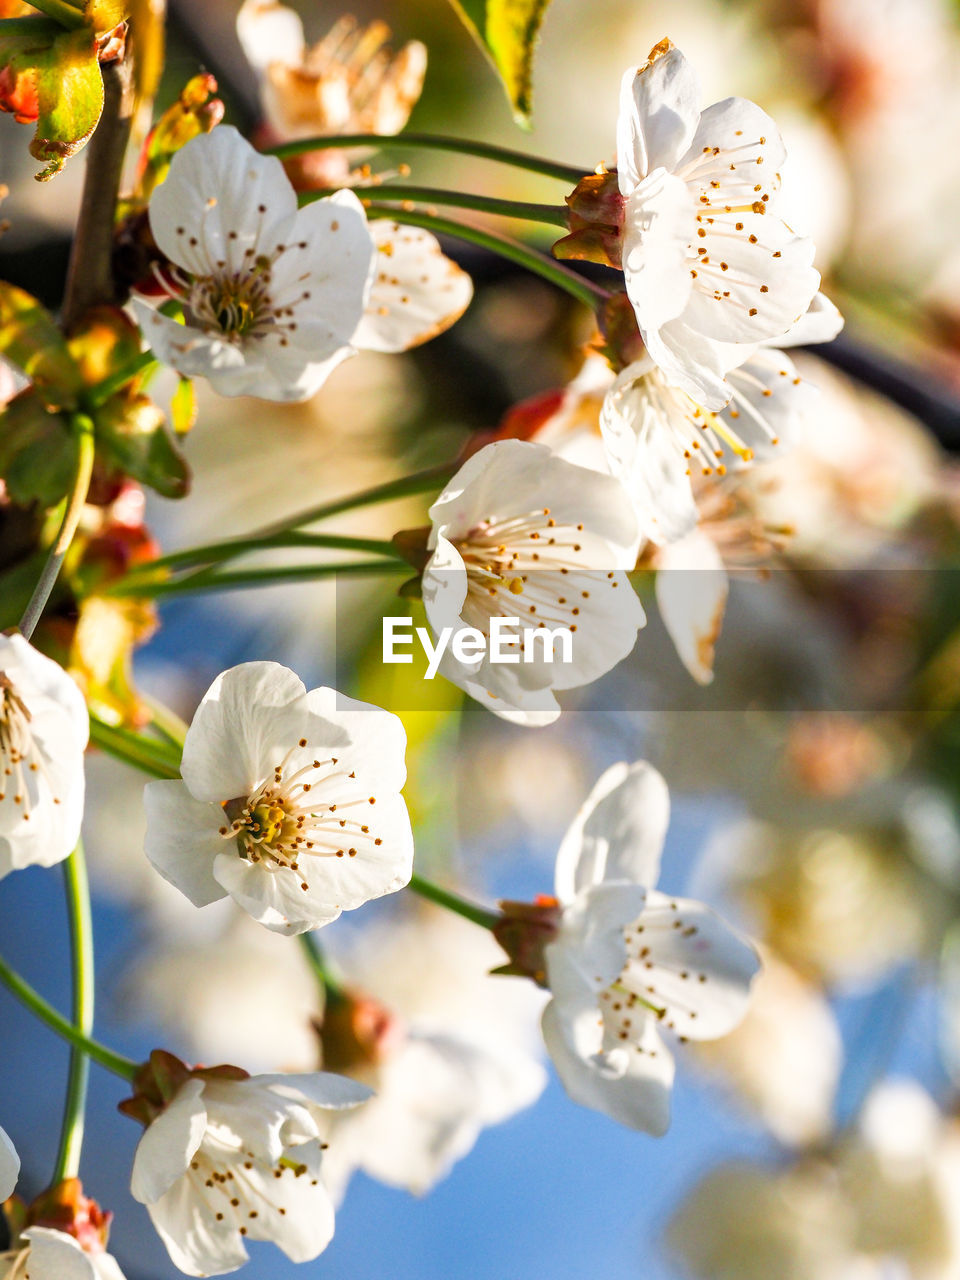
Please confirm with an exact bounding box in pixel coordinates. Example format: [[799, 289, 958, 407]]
[[599, 365, 701, 544], [180, 661, 308, 803], [680, 218, 819, 348], [549, 880, 648, 998], [641, 316, 744, 411], [624, 890, 761, 1040], [297, 687, 409, 793], [0, 635, 87, 876], [542, 1000, 674, 1135], [20, 1229, 99, 1280], [430, 440, 642, 570], [616, 45, 701, 191], [142, 781, 228, 909], [212, 851, 343, 934], [354, 221, 473, 353], [146, 1173, 250, 1277], [555, 760, 670, 902], [622, 168, 696, 334], [0, 1126, 18, 1199], [131, 1078, 207, 1205], [149, 126, 297, 276], [774, 291, 844, 348], [236, 0, 306, 74], [720, 347, 817, 461], [258, 1072, 373, 1112], [677, 96, 785, 207], [655, 529, 729, 685], [446, 669, 562, 727], [274, 190, 376, 352]]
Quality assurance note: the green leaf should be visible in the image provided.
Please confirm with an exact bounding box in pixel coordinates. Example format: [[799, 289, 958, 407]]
[[0, 21, 103, 180], [31, 24, 103, 180], [447, 0, 554, 124], [0, 281, 81, 405], [95, 394, 190, 499], [0, 390, 78, 506]]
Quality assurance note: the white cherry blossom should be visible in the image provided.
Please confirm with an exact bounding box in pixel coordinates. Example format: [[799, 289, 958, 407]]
[[422, 439, 645, 726], [599, 293, 843, 543], [616, 39, 821, 408], [129, 1065, 370, 1276], [318, 909, 547, 1197], [143, 661, 414, 935], [236, 3, 427, 150], [0, 1125, 18, 1199], [136, 127, 472, 401], [542, 761, 760, 1133], [135, 126, 373, 401], [0, 1228, 127, 1280], [0, 633, 88, 879]]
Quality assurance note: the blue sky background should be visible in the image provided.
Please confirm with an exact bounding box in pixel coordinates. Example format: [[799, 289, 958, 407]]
[[0, 588, 945, 1280]]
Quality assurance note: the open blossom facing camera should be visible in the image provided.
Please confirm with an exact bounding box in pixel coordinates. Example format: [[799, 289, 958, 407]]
[[134, 126, 374, 401], [421, 439, 645, 725], [0, 633, 88, 879], [613, 40, 821, 408], [539, 762, 760, 1133], [143, 661, 414, 934], [135, 127, 472, 400], [123, 1051, 370, 1277]]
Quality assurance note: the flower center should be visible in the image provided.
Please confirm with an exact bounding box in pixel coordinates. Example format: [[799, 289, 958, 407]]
[[217, 740, 383, 887], [188, 262, 274, 340], [0, 673, 52, 821], [455, 508, 592, 637], [161, 223, 316, 347]]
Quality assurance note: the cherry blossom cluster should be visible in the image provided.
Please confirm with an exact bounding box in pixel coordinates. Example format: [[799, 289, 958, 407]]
[[0, 13, 863, 1279]]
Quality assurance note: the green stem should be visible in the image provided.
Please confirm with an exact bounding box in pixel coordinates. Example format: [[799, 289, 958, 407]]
[[89, 714, 182, 779], [52, 843, 94, 1183], [301, 185, 568, 227], [19, 414, 95, 641], [141, 694, 189, 750], [85, 352, 159, 410], [408, 873, 499, 930], [0, 951, 137, 1081], [125, 532, 406, 581], [110, 558, 411, 599], [298, 933, 346, 1002], [0, 16, 62, 36], [23, 0, 85, 28], [266, 132, 587, 186], [365, 205, 609, 311], [254, 463, 455, 540]]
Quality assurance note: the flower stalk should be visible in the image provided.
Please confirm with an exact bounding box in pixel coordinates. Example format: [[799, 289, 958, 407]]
[[265, 131, 588, 185], [107, 558, 411, 599], [52, 842, 94, 1183], [0, 951, 137, 1081], [300, 184, 569, 227], [18, 413, 96, 641], [408, 873, 500, 931]]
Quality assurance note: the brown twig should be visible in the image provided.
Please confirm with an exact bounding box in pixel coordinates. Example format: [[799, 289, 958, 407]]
[[60, 57, 135, 328]]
